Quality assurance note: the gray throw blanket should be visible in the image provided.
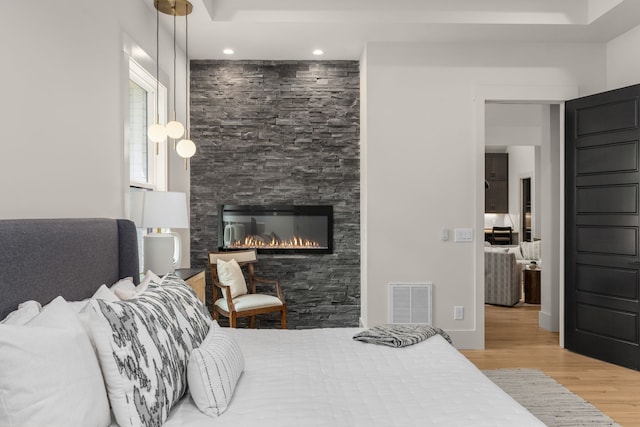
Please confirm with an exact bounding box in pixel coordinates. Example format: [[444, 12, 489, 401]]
[[353, 324, 452, 348]]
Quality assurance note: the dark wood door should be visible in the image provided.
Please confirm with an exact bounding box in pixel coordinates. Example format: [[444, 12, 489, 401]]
[[565, 84, 640, 370]]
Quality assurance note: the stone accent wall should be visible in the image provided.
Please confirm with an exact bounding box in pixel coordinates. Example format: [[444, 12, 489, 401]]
[[189, 60, 360, 328]]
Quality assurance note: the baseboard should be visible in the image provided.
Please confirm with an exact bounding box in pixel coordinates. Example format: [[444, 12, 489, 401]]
[[447, 329, 484, 350], [539, 310, 559, 332]]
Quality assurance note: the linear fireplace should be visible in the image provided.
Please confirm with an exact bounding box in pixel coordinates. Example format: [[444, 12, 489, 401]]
[[218, 205, 333, 254]]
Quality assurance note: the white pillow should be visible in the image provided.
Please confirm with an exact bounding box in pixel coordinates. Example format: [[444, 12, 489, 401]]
[[1, 300, 41, 325], [520, 240, 541, 260], [506, 246, 523, 260], [142, 270, 163, 287], [217, 258, 248, 299], [113, 280, 146, 300], [0, 296, 110, 427], [188, 322, 244, 417], [92, 284, 120, 302], [109, 276, 135, 297]]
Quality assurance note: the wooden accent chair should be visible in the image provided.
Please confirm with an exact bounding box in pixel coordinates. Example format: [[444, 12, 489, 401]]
[[207, 250, 287, 329]]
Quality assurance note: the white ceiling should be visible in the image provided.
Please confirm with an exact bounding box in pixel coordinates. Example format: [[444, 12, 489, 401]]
[[162, 0, 640, 60]]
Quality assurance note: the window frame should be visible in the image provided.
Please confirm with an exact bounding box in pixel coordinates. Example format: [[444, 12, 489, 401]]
[[128, 58, 167, 192]]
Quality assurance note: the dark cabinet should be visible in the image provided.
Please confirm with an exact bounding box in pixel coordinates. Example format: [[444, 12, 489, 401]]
[[485, 153, 508, 213]]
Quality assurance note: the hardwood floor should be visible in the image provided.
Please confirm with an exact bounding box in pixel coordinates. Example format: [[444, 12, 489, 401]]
[[461, 304, 640, 426]]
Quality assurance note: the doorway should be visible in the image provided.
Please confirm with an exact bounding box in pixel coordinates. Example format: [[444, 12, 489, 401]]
[[475, 84, 577, 349]]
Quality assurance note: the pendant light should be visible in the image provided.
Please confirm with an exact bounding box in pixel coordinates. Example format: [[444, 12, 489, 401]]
[[165, 9, 185, 141], [176, 4, 196, 160], [148, 4, 167, 143]]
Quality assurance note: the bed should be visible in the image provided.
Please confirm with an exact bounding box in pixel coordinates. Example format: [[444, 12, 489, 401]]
[[0, 218, 544, 427]]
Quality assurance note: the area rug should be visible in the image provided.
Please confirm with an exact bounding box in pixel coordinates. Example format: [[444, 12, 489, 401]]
[[484, 368, 620, 426]]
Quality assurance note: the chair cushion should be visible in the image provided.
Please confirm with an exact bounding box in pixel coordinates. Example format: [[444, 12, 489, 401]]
[[217, 258, 248, 298], [215, 294, 283, 313]]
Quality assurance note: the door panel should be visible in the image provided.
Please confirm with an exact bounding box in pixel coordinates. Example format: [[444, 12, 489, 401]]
[[576, 227, 637, 255], [576, 141, 638, 175], [576, 304, 637, 343], [576, 264, 638, 299], [566, 84, 640, 370], [576, 99, 638, 136], [576, 185, 637, 214]]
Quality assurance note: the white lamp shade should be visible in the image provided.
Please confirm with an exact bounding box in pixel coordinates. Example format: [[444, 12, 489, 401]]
[[129, 191, 189, 229], [176, 138, 196, 158], [148, 123, 167, 142], [166, 120, 185, 139]]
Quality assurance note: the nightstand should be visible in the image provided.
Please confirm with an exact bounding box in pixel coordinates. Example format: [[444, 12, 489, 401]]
[[174, 268, 206, 303]]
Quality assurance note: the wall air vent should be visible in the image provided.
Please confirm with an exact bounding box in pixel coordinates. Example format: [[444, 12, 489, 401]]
[[389, 283, 433, 325]]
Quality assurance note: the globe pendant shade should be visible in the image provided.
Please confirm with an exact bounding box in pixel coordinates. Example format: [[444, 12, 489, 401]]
[[148, 123, 167, 142], [166, 120, 185, 139], [176, 138, 196, 158]]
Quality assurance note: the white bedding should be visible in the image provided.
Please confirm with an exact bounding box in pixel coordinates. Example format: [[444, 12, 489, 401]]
[[117, 328, 543, 426]]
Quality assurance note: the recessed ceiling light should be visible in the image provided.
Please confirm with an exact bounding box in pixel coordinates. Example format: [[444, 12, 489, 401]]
[[313, 49, 324, 56], [223, 48, 234, 55]]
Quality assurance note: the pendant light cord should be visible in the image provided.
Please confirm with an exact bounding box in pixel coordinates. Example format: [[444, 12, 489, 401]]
[[185, 9, 189, 139], [155, 3, 160, 123], [172, 9, 177, 121]]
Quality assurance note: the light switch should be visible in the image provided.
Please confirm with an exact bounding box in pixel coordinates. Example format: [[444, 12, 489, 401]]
[[441, 228, 449, 241], [454, 228, 473, 242]]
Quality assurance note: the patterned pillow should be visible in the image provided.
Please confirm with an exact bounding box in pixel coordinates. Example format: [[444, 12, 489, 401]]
[[158, 273, 212, 347], [89, 278, 212, 427], [187, 322, 245, 417]]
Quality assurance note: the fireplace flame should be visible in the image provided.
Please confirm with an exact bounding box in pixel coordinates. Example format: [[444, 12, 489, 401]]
[[229, 235, 321, 249]]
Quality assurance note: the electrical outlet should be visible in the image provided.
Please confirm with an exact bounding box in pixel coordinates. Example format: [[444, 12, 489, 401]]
[[454, 306, 464, 320]]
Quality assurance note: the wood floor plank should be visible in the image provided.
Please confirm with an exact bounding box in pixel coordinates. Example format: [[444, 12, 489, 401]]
[[461, 304, 640, 426]]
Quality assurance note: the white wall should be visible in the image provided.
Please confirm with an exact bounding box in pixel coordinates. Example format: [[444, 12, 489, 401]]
[[607, 23, 640, 90], [0, 0, 191, 265], [361, 42, 606, 348], [486, 104, 547, 148], [0, 0, 191, 213]]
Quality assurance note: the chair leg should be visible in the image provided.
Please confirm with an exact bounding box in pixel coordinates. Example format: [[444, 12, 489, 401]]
[[280, 308, 287, 329], [249, 316, 255, 329], [230, 314, 237, 328]]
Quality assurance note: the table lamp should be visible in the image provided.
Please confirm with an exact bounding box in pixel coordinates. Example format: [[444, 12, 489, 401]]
[[129, 191, 189, 276]]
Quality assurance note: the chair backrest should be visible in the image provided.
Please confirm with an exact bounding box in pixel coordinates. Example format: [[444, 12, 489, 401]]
[[208, 250, 258, 298], [492, 226, 512, 234], [208, 249, 257, 265], [491, 226, 513, 244]]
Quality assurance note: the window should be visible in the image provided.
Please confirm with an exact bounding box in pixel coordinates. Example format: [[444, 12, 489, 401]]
[[127, 58, 167, 273], [128, 58, 167, 191]]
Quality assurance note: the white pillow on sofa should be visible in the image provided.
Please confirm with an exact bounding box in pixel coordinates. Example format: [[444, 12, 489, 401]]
[[506, 246, 524, 260], [217, 258, 248, 298], [0, 296, 110, 427], [188, 322, 245, 417], [520, 240, 541, 260]]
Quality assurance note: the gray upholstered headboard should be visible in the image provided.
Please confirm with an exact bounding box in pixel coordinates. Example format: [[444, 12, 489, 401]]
[[0, 218, 139, 319]]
